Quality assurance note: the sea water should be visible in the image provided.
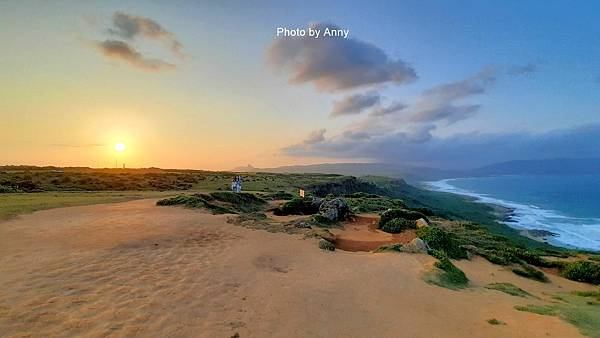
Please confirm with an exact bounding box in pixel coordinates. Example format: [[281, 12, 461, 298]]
[[427, 175, 600, 251]]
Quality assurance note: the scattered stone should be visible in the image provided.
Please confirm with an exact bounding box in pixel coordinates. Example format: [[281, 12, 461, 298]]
[[295, 221, 312, 229], [415, 218, 429, 228], [318, 198, 350, 221], [401, 238, 429, 253]]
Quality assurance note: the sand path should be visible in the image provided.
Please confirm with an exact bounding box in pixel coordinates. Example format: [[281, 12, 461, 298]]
[[0, 199, 594, 338]]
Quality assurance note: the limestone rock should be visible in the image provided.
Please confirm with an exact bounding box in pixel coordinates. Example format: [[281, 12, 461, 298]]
[[401, 238, 429, 253], [318, 198, 350, 221], [415, 218, 429, 229]]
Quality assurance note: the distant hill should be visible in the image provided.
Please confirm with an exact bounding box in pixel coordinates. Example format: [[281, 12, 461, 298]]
[[233, 158, 600, 181], [470, 158, 600, 176], [231, 163, 459, 182]]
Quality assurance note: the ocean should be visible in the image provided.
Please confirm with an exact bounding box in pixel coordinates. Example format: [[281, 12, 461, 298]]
[[427, 175, 600, 252]]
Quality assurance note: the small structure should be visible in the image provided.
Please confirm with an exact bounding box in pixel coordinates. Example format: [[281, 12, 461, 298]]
[[299, 189, 305, 198], [231, 175, 243, 193]]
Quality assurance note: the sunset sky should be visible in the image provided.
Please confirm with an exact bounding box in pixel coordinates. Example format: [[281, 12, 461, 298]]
[[2, 1, 600, 170]]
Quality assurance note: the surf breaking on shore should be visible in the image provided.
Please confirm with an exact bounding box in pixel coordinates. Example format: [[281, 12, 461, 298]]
[[426, 178, 600, 252]]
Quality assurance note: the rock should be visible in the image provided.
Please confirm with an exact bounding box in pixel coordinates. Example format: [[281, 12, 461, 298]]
[[294, 221, 312, 229], [310, 197, 325, 210], [415, 218, 429, 228], [401, 238, 429, 253], [318, 198, 350, 221]]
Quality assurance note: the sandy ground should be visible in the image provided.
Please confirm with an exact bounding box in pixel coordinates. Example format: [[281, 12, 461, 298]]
[[332, 215, 416, 252], [0, 199, 596, 338]]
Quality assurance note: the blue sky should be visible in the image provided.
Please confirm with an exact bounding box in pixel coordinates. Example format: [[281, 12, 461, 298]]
[[1, 1, 599, 169]]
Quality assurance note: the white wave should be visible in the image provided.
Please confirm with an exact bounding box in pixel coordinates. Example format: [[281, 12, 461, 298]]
[[425, 179, 600, 252]]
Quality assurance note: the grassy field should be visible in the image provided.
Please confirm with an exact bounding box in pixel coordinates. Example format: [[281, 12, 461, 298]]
[[0, 191, 175, 221]]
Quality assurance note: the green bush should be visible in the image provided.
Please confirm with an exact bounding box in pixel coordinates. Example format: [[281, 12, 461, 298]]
[[435, 257, 468, 286], [380, 218, 415, 234], [156, 192, 265, 214], [561, 261, 600, 285], [318, 239, 335, 251], [416, 226, 468, 259], [347, 197, 406, 213], [264, 191, 294, 200], [209, 192, 266, 212], [379, 208, 427, 227], [274, 197, 320, 216]]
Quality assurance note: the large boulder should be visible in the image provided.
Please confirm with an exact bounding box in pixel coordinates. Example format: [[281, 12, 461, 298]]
[[415, 218, 429, 229], [401, 238, 429, 254], [318, 198, 350, 221]]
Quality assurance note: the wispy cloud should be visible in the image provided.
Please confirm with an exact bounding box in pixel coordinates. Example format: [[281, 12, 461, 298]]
[[267, 22, 416, 92], [369, 101, 407, 117], [410, 67, 496, 125], [90, 11, 183, 72], [330, 92, 380, 117], [108, 11, 184, 57], [507, 62, 537, 75], [95, 40, 175, 71], [302, 129, 327, 144]]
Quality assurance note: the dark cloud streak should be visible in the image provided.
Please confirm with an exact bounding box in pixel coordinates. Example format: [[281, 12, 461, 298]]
[[267, 22, 416, 92]]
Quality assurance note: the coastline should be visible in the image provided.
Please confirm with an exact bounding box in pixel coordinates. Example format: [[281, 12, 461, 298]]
[[424, 178, 599, 252]]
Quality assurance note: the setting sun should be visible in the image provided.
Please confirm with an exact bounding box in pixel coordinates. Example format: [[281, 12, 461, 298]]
[[114, 143, 126, 152]]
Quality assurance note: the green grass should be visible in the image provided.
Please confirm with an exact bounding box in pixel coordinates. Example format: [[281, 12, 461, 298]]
[[512, 264, 549, 283], [0, 191, 173, 220], [487, 318, 505, 325], [424, 253, 469, 290], [485, 282, 532, 298], [515, 292, 600, 337]]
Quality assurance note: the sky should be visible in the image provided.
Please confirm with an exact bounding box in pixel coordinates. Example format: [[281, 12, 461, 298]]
[[1, 0, 600, 170]]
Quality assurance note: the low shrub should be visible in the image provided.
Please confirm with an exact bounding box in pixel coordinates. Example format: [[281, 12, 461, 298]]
[[416, 226, 468, 260], [424, 248, 468, 289], [487, 319, 505, 325], [380, 218, 415, 234], [209, 192, 266, 213], [485, 282, 532, 297], [561, 261, 600, 285], [347, 197, 406, 213], [435, 257, 469, 287], [0, 184, 21, 193], [157, 192, 265, 214], [264, 191, 294, 200], [318, 239, 335, 251], [379, 208, 427, 227], [274, 197, 321, 216], [512, 264, 549, 283]]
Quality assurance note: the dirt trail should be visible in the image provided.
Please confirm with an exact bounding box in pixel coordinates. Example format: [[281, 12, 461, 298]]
[[0, 199, 594, 338]]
